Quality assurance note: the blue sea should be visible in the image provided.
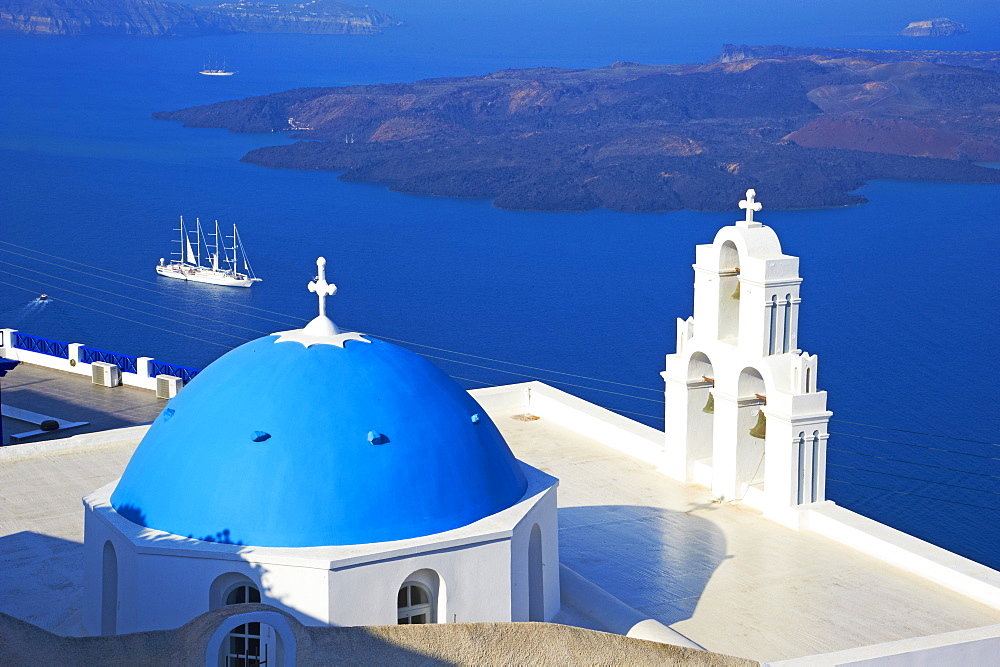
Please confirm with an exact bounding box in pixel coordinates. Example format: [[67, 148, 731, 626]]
[[1, 1, 998, 567]]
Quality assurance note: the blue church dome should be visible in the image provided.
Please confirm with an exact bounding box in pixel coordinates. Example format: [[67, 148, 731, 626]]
[[111, 265, 528, 548]]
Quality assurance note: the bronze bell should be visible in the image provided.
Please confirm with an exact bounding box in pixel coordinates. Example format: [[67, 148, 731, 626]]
[[749, 410, 766, 439], [732, 281, 741, 300], [702, 392, 715, 414]]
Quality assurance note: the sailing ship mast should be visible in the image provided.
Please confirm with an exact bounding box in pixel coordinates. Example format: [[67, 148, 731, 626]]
[[157, 216, 261, 287]]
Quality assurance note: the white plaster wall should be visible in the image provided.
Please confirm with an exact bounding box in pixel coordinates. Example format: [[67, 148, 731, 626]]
[[803, 503, 1000, 610], [768, 624, 1000, 666], [1, 328, 166, 392], [469, 384, 531, 414], [508, 485, 560, 622], [525, 383, 663, 466], [83, 497, 332, 634], [327, 539, 512, 626], [81, 504, 110, 636], [82, 462, 558, 635]]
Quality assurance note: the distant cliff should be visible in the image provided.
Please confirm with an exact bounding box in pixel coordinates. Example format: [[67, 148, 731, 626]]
[[0, 0, 401, 36], [153, 51, 1000, 213], [899, 18, 968, 38], [715, 44, 1000, 73]]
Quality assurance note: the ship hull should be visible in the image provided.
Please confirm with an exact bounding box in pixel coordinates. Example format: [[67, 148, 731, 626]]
[[156, 263, 256, 287]]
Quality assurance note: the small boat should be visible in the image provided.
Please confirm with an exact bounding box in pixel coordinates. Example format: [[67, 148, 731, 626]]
[[38, 294, 48, 301], [156, 217, 261, 288]]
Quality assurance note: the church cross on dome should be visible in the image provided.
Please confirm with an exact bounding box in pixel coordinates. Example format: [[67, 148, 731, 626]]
[[274, 256, 371, 345], [739, 189, 762, 224], [308, 257, 338, 320]]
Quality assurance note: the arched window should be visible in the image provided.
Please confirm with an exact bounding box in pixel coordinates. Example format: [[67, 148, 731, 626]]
[[222, 582, 265, 666], [397, 583, 434, 624], [222, 621, 278, 667], [805, 367, 812, 393], [208, 612, 293, 667], [226, 583, 261, 606]]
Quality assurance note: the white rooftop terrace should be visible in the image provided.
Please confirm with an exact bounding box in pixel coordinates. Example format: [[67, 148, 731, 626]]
[[1, 374, 999, 663]]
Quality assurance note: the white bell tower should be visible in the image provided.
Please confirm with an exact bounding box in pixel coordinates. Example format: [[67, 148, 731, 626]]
[[661, 190, 832, 527]]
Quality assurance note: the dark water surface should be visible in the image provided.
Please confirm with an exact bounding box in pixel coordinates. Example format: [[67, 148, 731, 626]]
[[1, 1, 998, 567]]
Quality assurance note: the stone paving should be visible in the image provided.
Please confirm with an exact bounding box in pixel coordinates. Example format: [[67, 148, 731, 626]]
[[493, 408, 1000, 663], [1, 363, 163, 445]]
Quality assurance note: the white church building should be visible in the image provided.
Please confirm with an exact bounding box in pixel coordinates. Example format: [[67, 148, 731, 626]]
[[80, 259, 560, 654]]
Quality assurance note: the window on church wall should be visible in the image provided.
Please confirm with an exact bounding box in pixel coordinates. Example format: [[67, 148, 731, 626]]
[[223, 621, 278, 667], [805, 367, 812, 393], [398, 583, 434, 624], [226, 584, 261, 606], [221, 583, 265, 666]]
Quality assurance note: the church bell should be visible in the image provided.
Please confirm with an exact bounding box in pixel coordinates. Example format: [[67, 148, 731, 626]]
[[749, 410, 766, 439], [702, 392, 715, 414]]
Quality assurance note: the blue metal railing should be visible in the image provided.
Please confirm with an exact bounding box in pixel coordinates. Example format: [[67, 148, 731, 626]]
[[11, 332, 69, 359], [148, 360, 200, 384], [10, 331, 203, 384], [79, 346, 139, 374]]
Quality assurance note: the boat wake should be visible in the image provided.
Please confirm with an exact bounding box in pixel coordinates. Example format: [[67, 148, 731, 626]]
[[1, 296, 52, 325]]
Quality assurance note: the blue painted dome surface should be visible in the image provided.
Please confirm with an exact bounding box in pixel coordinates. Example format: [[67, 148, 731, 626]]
[[111, 335, 528, 547]]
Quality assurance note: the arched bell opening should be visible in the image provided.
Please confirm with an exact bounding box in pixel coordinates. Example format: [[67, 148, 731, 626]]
[[718, 241, 740, 344], [736, 367, 767, 498], [687, 352, 715, 472]]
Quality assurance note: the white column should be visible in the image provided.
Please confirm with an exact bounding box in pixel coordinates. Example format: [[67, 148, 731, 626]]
[[68, 343, 85, 375], [711, 392, 740, 500], [788, 297, 802, 353], [761, 411, 797, 510], [661, 373, 690, 482]]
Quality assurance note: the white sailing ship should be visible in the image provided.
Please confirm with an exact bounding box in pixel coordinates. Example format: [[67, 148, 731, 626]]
[[156, 217, 261, 287], [200, 59, 234, 76]]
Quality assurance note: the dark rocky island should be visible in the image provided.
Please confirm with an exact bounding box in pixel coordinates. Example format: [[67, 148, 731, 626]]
[[715, 44, 1000, 73], [0, 0, 400, 36], [154, 48, 1000, 212], [899, 18, 968, 38]]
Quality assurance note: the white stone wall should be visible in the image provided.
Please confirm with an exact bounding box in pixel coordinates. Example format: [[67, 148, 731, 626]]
[[82, 464, 559, 636], [1, 328, 160, 391]]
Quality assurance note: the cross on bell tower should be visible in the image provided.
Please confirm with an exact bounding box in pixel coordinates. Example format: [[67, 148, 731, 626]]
[[739, 189, 762, 227]]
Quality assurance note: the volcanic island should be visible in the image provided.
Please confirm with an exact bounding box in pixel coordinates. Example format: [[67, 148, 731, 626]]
[[154, 46, 1000, 212]]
